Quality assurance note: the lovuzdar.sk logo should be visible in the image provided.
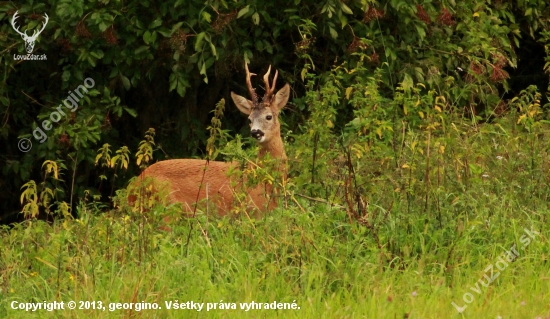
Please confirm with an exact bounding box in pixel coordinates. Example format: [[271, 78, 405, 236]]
[[11, 11, 48, 60]]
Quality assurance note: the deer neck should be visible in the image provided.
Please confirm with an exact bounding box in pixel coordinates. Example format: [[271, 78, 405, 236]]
[[258, 131, 287, 183], [258, 131, 286, 162]]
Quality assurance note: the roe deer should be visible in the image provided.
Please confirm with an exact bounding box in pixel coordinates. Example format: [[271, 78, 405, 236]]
[[130, 63, 290, 216]]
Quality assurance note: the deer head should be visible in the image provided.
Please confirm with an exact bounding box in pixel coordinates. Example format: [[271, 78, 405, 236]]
[[11, 11, 49, 53], [230, 63, 290, 156]]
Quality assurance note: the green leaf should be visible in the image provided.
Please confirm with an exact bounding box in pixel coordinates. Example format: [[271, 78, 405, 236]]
[[124, 107, 138, 117], [202, 11, 212, 23], [149, 18, 162, 29], [341, 3, 353, 14], [205, 56, 215, 69], [87, 89, 101, 97], [169, 73, 177, 91], [252, 12, 260, 25], [264, 41, 273, 54], [402, 73, 414, 93], [339, 13, 348, 28], [301, 68, 307, 81], [157, 28, 171, 37], [177, 82, 186, 97], [329, 27, 338, 39], [120, 75, 131, 90], [62, 70, 71, 82], [255, 40, 264, 51], [209, 42, 217, 57], [243, 49, 253, 64], [143, 31, 152, 44], [99, 22, 109, 32], [415, 25, 426, 39], [135, 19, 145, 29], [237, 5, 250, 18], [87, 56, 96, 67], [171, 22, 184, 33], [134, 46, 149, 55], [90, 50, 104, 59], [195, 32, 206, 51], [200, 61, 206, 76]]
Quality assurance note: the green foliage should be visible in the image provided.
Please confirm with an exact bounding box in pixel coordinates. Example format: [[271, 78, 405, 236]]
[[19, 158, 71, 219], [94, 143, 112, 171], [513, 85, 544, 132], [206, 98, 230, 160], [19, 180, 39, 218], [2, 0, 550, 217], [110, 146, 130, 171], [135, 128, 156, 168]]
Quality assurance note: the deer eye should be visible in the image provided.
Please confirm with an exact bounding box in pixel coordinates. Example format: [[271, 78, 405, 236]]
[[266, 115, 272, 120], [248, 118, 252, 125]]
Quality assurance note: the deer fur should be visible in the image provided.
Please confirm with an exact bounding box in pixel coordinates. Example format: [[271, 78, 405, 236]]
[[129, 64, 290, 216]]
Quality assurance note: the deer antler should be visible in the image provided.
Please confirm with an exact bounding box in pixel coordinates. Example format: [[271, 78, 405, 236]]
[[11, 12, 49, 39], [33, 13, 49, 38], [245, 62, 258, 105], [11, 11, 26, 37], [262, 65, 278, 102]]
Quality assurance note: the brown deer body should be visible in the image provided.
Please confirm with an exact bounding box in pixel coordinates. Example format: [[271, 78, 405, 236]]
[[131, 64, 290, 216]]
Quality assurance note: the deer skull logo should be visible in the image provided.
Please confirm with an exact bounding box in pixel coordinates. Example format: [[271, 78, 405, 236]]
[[11, 11, 49, 53]]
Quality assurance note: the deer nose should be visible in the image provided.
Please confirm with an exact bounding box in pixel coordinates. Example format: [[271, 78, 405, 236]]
[[251, 129, 264, 139]]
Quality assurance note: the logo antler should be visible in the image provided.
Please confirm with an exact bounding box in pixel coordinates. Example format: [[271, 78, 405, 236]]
[[11, 11, 49, 53]]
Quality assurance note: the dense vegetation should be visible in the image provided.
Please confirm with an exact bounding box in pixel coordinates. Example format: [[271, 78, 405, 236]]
[[1, 0, 550, 220], [1, 0, 550, 317]]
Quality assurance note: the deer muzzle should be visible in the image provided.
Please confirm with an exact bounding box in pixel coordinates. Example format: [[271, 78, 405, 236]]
[[251, 129, 264, 141]]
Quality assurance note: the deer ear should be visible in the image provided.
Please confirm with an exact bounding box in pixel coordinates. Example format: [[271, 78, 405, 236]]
[[273, 84, 290, 112], [231, 92, 253, 115]]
